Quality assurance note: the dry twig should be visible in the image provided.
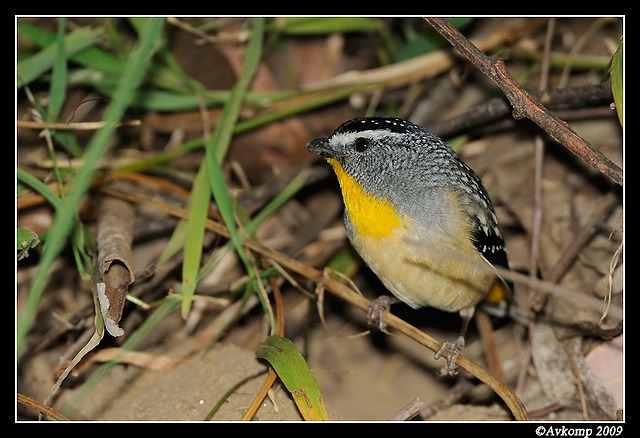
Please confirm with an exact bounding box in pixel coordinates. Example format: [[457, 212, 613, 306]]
[[424, 17, 622, 186]]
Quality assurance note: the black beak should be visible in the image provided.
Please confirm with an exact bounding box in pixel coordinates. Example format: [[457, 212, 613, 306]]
[[305, 137, 336, 159]]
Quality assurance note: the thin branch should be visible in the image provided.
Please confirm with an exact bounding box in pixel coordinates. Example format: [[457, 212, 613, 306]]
[[427, 83, 614, 138], [388, 397, 424, 421], [17, 119, 141, 130], [424, 17, 622, 186], [18, 393, 69, 421]]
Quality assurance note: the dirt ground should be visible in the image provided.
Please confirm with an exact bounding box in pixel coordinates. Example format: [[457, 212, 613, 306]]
[[17, 17, 623, 422]]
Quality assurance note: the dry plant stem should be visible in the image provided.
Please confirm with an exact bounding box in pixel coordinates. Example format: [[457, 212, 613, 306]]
[[421, 379, 475, 419], [558, 18, 612, 88], [241, 258, 286, 421], [561, 342, 589, 420], [17, 119, 141, 130], [99, 186, 530, 420], [388, 397, 424, 421], [475, 311, 504, 382], [17, 393, 68, 421], [424, 17, 623, 186], [242, 370, 278, 421], [600, 241, 622, 325], [548, 191, 620, 284], [531, 191, 620, 311]]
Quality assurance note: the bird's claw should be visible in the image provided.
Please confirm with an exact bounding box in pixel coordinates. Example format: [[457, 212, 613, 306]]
[[435, 335, 465, 376], [366, 295, 392, 331]]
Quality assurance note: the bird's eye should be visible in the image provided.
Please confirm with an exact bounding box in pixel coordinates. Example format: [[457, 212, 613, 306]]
[[354, 137, 370, 152]]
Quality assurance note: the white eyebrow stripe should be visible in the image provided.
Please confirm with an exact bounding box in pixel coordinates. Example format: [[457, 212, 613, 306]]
[[330, 130, 406, 145]]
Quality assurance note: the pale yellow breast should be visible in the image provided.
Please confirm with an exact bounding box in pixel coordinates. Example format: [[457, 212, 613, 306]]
[[349, 219, 497, 313]]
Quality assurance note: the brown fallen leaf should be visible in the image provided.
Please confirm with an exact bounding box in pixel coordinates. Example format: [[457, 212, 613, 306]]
[[96, 195, 136, 337], [79, 347, 184, 371]]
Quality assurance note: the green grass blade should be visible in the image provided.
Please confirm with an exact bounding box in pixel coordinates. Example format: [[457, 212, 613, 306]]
[[243, 170, 309, 237], [47, 18, 67, 121], [156, 219, 188, 268], [16, 17, 166, 359], [19, 20, 101, 157], [272, 16, 383, 34], [256, 335, 329, 420], [179, 163, 211, 318], [17, 168, 63, 210], [205, 17, 266, 314], [18, 22, 126, 75], [45, 18, 83, 160], [17, 26, 103, 88], [610, 37, 623, 126], [178, 18, 265, 319], [19, 20, 210, 103], [208, 17, 266, 163], [194, 170, 309, 289]]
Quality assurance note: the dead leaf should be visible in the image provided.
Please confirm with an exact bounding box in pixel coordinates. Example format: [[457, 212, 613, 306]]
[[96, 195, 136, 337]]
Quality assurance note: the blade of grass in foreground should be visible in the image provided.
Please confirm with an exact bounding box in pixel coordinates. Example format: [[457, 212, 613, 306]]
[[179, 17, 265, 319], [256, 335, 329, 420], [180, 162, 211, 318], [18, 22, 124, 76], [17, 25, 103, 88], [47, 18, 68, 122], [17, 18, 166, 359]]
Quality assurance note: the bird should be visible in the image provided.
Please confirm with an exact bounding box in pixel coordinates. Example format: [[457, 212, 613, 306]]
[[306, 116, 510, 375]]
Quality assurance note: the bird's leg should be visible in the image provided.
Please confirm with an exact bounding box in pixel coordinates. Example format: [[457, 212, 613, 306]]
[[366, 295, 393, 331], [435, 306, 475, 376]]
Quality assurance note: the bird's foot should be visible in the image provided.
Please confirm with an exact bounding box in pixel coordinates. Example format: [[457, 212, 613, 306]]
[[366, 295, 392, 331], [435, 335, 465, 376]]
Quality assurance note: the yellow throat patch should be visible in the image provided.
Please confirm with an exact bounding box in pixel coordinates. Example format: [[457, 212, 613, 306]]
[[327, 158, 402, 239]]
